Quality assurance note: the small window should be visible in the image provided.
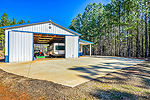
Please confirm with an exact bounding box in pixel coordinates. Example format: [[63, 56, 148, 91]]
[[55, 46, 65, 50]]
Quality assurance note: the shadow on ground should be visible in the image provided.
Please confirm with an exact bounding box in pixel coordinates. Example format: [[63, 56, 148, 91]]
[[75, 61, 150, 99], [68, 60, 142, 80], [90, 89, 150, 100], [92, 56, 144, 61]]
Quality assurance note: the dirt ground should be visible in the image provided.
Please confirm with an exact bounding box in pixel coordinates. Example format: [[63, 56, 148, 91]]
[[0, 59, 149, 99]]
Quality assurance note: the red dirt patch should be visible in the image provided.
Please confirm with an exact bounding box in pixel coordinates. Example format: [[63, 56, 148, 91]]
[[0, 83, 29, 100]]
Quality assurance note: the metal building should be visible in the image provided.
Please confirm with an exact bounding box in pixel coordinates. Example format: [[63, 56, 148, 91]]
[[0, 20, 93, 63]]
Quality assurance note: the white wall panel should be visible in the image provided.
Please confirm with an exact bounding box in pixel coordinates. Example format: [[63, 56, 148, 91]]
[[24, 33, 27, 62], [8, 23, 75, 35], [65, 36, 79, 58], [9, 31, 33, 62], [18, 32, 22, 62], [15, 32, 19, 62]]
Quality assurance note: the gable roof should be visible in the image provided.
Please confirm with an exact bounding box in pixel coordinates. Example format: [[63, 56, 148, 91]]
[[0, 20, 81, 36]]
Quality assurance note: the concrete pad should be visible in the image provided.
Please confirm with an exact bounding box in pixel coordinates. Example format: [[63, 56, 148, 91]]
[[0, 56, 144, 87]]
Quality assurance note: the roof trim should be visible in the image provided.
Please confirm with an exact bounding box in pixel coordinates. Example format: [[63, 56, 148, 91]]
[[0, 20, 82, 36], [79, 39, 94, 44], [0, 21, 49, 29], [11, 30, 77, 36]]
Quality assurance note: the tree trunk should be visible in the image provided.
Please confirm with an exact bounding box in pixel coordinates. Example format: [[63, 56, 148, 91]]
[[136, 4, 140, 58], [142, 13, 144, 57], [101, 37, 103, 56], [108, 28, 110, 56], [113, 26, 115, 56], [119, 1, 121, 57], [149, 13, 150, 58], [145, 13, 148, 58], [100, 35, 102, 55], [130, 30, 133, 57], [115, 31, 117, 56], [127, 31, 129, 57], [136, 20, 140, 58]]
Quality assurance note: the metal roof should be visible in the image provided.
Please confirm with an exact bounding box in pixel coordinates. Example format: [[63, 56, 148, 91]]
[[79, 39, 94, 44], [0, 20, 82, 36]]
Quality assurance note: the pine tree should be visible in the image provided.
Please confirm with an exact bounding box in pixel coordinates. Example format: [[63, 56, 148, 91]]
[[69, 0, 150, 58]]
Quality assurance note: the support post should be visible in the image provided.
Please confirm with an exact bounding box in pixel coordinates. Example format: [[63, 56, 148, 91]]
[[90, 44, 91, 56], [81, 44, 83, 52]]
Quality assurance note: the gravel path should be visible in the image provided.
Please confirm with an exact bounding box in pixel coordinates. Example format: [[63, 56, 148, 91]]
[[0, 60, 149, 99]]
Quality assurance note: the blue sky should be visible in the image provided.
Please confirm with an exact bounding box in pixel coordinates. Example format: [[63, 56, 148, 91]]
[[0, 0, 110, 27]]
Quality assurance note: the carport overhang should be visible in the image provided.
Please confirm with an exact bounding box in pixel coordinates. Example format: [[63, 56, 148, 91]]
[[79, 39, 94, 56]]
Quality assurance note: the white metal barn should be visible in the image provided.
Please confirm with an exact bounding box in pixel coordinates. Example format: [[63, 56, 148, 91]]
[[0, 20, 93, 63]]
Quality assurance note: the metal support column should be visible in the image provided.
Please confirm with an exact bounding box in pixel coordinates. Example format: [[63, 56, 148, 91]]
[[90, 44, 91, 56]]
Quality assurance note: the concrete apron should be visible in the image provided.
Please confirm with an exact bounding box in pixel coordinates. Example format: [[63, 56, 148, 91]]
[[0, 56, 144, 87]]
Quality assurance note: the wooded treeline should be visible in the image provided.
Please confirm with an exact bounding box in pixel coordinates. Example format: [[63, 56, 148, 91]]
[[0, 13, 29, 50], [69, 0, 150, 58]]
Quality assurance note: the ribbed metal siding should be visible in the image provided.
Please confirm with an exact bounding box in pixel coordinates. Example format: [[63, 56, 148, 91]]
[[65, 36, 78, 58], [9, 31, 33, 62], [11, 23, 73, 35]]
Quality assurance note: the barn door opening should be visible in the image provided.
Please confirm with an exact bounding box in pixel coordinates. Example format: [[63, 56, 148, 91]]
[[34, 33, 65, 59]]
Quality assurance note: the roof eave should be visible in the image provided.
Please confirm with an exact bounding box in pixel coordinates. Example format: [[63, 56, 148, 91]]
[[79, 39, 94, 44]]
